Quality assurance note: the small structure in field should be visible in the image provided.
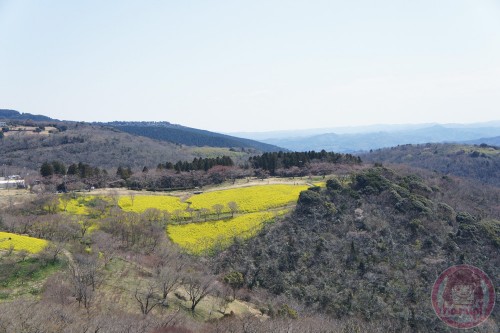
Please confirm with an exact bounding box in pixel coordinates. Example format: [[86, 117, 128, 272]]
[[0, 176, 25, 189]]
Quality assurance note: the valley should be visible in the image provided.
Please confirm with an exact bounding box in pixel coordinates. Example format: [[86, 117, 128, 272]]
[[0, 114, 498, 332]]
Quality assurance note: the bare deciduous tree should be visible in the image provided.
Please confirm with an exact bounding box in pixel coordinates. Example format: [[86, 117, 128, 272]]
[[185, 273, 214, 313], [69, 253, 102, 309], [152, 246, 186, 307], [135, 282, 160, 316], [227, 201, 239, 218], [60, 193, 72, 211], [129, 191, 136, 206], [200, 208, 210, 222], [38, 242, 65, 264], [212, 204, 224, 219], [92, 231, 118, 268]]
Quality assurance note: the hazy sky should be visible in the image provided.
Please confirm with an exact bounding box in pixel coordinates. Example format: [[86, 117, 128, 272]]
[[1, 1, 500, 132]]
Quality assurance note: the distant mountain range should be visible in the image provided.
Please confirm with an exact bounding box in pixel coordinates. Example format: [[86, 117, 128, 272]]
[[465, 136, 500, 146], [232, 122, 500, 152]]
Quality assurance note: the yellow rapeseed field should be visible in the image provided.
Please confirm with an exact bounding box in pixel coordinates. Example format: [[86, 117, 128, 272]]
[[56, 184, 308, 255], [61, 197, 90, 215], [59, 195, 111, 215], [0, 232, 48, 253], [119, 195, 187, 213], [188, 184, 308, 213], [167, 211, 281, 254]]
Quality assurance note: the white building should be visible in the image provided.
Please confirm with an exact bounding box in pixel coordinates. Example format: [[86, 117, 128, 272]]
[[0, 176, 25, 189]]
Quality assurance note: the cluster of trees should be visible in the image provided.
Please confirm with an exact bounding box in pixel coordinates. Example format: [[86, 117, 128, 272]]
[[36, 161, 111, 192], [67, 162, 106, 179], [157, 156, 234, 172], [40, 161, 67, 177], [249, 150, 361, 175], [40, 161, 107, 179], [116, 166, 133, 180]]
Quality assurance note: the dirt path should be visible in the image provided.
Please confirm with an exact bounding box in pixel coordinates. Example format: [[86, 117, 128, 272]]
[[88, 176, 317, 198]]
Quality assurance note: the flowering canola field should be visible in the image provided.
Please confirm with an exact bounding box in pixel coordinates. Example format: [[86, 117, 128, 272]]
[[189, 184, 308, 213], [0, 232, 48, 253], [60, 195, 110, 215], [167, 211, 281, 255], [58, 184, 309, 254]]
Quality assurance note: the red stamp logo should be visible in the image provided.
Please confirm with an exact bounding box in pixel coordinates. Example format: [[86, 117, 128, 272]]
[[431, 265, 495, 329]]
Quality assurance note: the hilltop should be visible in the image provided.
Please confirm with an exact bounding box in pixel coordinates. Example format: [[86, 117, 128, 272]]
[[0, 109, 56, 122], [216, 166, 500, 332], [105, 121, 283, 152], [0, 122, 256, 174], [363, 143, 500, 187]]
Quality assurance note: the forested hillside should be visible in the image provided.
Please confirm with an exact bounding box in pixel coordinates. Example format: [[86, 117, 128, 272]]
[[363, 143, 500, 187], [0, 123, 246, 173], [107, 122, 283, 152], [216, 166, 500, 332]]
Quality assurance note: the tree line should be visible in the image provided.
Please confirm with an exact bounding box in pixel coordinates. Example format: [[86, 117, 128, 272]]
[[40, 161, 107, 179], [249, 150, 361, 175], [157, 156, 234, 172], [38, 150, 362, 192]]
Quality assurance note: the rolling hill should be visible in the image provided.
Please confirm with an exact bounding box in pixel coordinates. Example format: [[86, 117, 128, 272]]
[[105, 121, 283, 152], [0, 122, 256, 174], [363, 143, 500, 187], [0, 109, 56, 122], [216, 166, 500, 332]]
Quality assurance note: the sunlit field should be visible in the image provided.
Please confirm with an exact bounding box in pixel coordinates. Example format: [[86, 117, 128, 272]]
[[59, 195, 111, 215], [167, 211, 283, 255], [0, 232, 49, 253], [188, 184, 309, 213], [57, 184, 309, 254]]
